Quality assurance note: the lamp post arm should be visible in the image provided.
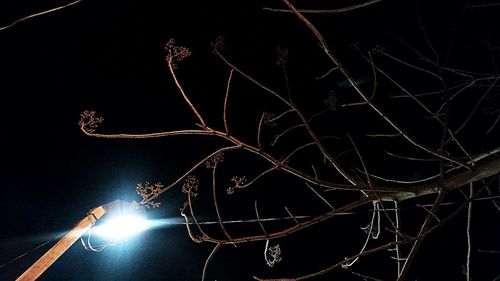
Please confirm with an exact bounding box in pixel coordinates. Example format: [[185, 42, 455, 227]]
[[16, 206, 106, 281]]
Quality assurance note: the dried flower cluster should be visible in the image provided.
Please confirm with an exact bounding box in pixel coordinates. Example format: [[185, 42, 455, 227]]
[[210, 35, 226, 52], [135, 182, 163, 208], [265, 243, 282, 267], [263, 112, 278, 127], [78, 110, 103, 133], [205, 152, 224, 169], [182, 175, 199, 197], [226, 176, 247, 194], [165, 38, 191, 67]]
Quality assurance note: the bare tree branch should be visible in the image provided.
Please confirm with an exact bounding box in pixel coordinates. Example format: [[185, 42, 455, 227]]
[[0, 0, 82, 32], [263, 0, 382, 14]]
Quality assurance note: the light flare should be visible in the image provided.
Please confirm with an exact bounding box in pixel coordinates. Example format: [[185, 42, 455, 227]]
[[93, 215, 150, 241]]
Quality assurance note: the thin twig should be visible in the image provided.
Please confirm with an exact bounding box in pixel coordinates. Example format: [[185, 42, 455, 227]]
[[368, 51, 379, 101], [349, 270, 384, 281], [201, 243, 222, 281], [182, 215, 318, 226], [271, 124, 305, 146], [349, 132, 399, 233], [263, 0, 382, 14], [306, 183, 335, 210], [168, 57, 207, 128], [280, 63, 292, 102], [397, 191, 446, 281], [366, 133, 401, 138], [417, 204, 441, 222], [257, 113, 266, 150], [385, 150, 439, 162], [187, 185, 213, 242], [454, 77, 498, 135], [347, 133, 371, 186], [0, 0, 82, 32], [466, 3, 500, 8], [265, 109, 295, 124], [284, 206, 300, 225], [416, 11, 439, 63], [211, 162, 233, 241], [282, 136, 339, 163], [314, 66, 338, 80], [389, 33, 435, 66], [341, 202, 378, 268], [487, 112, 500, 135], [466, 182, 473, 281], [478, 249, 500, 254], [436, 81, 476, 114], [394, 201, 403, 277], [232, 167, 278, 190], [377, 50, 441, 79], [356, 168, 441, 184], [307, 163, 335, 211], [255, 201, 268, 237], [223, 69, 234, 133], [181, 206, 204, 243]]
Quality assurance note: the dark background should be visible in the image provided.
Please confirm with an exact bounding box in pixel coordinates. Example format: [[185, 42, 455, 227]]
[[1, 0, 499, 280]]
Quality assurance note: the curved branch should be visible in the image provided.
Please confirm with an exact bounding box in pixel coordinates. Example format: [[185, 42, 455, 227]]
[[211, 162, 233, 241], [201, 243, 222, 281], [167, 57, 207, 128]]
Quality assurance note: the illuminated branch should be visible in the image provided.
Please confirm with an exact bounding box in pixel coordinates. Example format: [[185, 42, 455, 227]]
[[262, 0, 382, 14], [0, 0, 82, 32]]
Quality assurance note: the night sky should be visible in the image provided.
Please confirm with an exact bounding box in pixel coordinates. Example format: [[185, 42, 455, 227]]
[[1, 0, 500, 280]]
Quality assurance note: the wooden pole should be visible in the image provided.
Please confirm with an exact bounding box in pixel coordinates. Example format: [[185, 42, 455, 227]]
[[16, 206, 106, 281]]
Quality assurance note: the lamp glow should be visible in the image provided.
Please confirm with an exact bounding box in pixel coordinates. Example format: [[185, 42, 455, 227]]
[[93, 215, 149, 241]]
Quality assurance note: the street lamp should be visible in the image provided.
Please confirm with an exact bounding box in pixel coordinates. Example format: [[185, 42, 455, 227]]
[[16, 200, 148, 281]]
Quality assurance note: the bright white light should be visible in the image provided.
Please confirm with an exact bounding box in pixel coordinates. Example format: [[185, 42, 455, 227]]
[[93, 215, 150, 241]]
